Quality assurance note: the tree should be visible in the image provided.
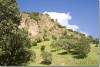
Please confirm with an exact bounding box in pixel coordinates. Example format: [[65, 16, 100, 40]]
[[0, 0, 20, 25], [40, 46, 52, 65], [50, 39, 75, 53], [93, 38, 99, 47], [50, 38, 90, 59], [87, 35, 94, 43], [0, 0, 35, 65], [73, 38, 90, 58], [93, 38, 99, 44], [87, 35, 99, 47]]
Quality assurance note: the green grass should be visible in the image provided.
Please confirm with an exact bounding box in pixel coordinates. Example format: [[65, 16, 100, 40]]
[[27, 41, 99, 66]]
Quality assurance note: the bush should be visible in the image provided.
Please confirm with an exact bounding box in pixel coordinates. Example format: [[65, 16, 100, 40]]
[[41, 45, 45, 52], [50, 39, 76, 52], [52, 35, 57, 40], [31, 40, 37, 46], [34, 36, 43, 43], [30, 12, 40, 21], [40, 46, 52, 65], [50, 40, 61, 51], [73, 38, 90, 59], [29, 50, 36, 62], [40, 51, 52, 65], [51, 19, 55, 22], [50, 38, 90, 59], [0, 26, 34, 65], [93, 38, 99, 45]]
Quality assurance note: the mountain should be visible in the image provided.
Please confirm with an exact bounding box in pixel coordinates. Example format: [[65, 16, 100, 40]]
[[19, 12, 86, 42]]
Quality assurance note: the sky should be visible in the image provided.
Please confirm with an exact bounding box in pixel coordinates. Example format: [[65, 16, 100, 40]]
[[16, 0, 99, 38]]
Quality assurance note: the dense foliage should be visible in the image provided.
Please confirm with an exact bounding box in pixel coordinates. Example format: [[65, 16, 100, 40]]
[[50, 38, 90, 58], [0, 0, 20, 25], [0, 0, 35, 65], [51, 39, 76, 51], [73, 38, 90, 58]]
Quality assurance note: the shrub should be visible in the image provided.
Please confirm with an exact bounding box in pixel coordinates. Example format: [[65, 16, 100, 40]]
[[40, 46, 52, 65], [30, 12, 40, 21], [93, 38, 99, 45], [73, 38, 90, 59], [0, 25, 34, 65], [40, 51, 52, 65], [50, 40, 61, 51], [51, 19, 55, 22], [31, 40, 37, 46], [29, 50, 36, 62], [50, 39, 75, 53], [41, 45, 45, 52], [50, 38, 90, 59], [52, 35, 57, 40]]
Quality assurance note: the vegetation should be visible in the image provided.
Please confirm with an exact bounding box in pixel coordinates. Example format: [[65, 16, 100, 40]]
[[40, 45, 52, 65], [51, 39, 71, 52], [50, 38, 91, 59], [40, 51, 52, 65], [0, 0, 20, 25], [30, 12, 40, 21], [0, 0, 99, 66], [92, 38, 99, 46], [41, 45, 45, 52], [27, 41, 99, 66], [31, 40, 37, 46], [0, 0, 35, 65], [73, 38, 90, 58]]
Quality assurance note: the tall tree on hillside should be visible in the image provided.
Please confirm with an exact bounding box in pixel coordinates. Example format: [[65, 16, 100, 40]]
[[0, 0, 34, 65], [0, 0, 20, 25]]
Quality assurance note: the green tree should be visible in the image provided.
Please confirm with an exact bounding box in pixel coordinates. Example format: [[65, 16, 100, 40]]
[[50, 39, 75, 53], [93, 38, 99, 44], [0, 0, 20, 25], [87, 35, 94, 43], [73, 38, 90, 58], [0, 0, 35, 65], [93, 38, 99, 47], [50, 38, 90, 59], [40, 51, 52, 65], [40, 46, 52, 65]]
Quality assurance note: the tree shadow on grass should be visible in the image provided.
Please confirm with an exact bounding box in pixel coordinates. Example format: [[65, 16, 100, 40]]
[[73, 55, 87, 59], [58, 51, 68, 55], [51, 50, 57, 52], [70, 51, 79, 55], [70, 51, 87, 59], [40, 60, 51, 65]]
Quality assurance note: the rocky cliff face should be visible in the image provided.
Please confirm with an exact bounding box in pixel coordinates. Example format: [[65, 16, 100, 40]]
[[19, 13, 39, 39], [19, 12, 84, 41]]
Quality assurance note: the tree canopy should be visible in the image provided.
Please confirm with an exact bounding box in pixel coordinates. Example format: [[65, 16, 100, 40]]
[[0, 0, 34, 65]]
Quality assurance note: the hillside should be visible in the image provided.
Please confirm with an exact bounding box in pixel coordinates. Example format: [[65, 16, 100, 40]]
[[19, 12, 85, 41], [18, 12, 99, 66], [0, 0, 99, 66]]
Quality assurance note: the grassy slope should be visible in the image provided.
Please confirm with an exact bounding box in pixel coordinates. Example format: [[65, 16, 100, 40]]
[[27, 41, 99, 66]]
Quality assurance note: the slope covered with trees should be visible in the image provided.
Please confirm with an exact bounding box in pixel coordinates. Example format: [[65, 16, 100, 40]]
[[19, 12, 99, 66], [0, 0, 99, 66]]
